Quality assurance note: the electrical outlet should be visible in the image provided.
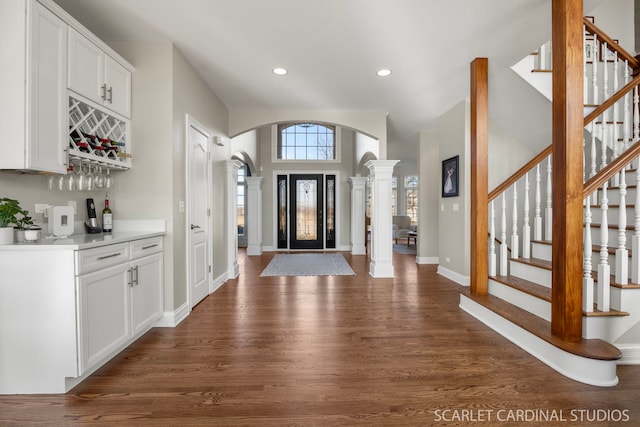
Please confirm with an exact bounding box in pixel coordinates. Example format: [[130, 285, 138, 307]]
[[446, 257, 451, 263], [178, 201, 185, 213], [35, 203, 48, 214], [67, 200, 77, 213]]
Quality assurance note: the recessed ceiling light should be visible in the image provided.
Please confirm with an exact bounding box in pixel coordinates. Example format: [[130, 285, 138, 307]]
[[376, 69, 392, 77], [273, 67, 288, 76]]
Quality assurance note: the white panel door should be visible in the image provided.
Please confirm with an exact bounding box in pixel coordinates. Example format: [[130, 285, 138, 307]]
[[187, 117, 211, 308]]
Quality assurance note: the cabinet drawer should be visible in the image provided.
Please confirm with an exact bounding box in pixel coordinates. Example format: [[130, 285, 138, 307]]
[[76, 242, 129, 275], [130, 236, 163, 259]]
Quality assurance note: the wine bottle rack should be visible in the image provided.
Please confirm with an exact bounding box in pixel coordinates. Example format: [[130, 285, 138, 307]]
[[68, 96, 131, 170]]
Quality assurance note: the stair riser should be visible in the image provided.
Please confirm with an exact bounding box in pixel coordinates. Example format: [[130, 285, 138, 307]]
[[509, 261, 551, 287], [531, 242, 551, 261], [489, 279, 551, 321], [590, 228, 634, 248], [595, 187, 637, 205]]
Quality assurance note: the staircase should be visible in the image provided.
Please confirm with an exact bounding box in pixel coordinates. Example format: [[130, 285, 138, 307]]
[[461, 16, 640, 386]]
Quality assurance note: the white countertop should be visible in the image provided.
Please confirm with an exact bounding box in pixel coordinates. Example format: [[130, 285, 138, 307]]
[[0, 220, 166, 251]]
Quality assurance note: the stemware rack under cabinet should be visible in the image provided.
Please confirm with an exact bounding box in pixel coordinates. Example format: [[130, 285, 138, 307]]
[[68, 95, 131, 170]]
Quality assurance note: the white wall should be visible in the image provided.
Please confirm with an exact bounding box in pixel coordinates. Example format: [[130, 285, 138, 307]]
[[418, 130, 440, 263], [437, 100, 470, 281], [110, 42, 229, 312]]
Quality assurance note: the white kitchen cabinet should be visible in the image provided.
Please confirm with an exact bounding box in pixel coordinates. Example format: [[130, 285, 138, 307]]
[[0, 0, 68, 173], [131, 252, 164, 336], [68, 27, 132, 118], [0, 232, 164, 394], [77, 263, 131, 374], [75, 236, 163, 375]]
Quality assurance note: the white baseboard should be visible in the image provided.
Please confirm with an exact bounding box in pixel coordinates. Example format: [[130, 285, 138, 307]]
[[211, 272, 227, 294], [155, 302, 190, 327], [437, 266, 469, 286], [416, 256, 439, 265], [617, 344, 640, 365]]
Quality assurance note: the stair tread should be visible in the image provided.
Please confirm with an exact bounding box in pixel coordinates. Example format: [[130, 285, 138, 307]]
[[460, 289, 622, 361], [584, 305, 629, 317], [491, 274, 551, 301], [511, 256, 551, 270]]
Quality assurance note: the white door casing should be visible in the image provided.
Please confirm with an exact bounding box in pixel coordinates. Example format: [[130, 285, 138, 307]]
[[186, 116, 211, 308]]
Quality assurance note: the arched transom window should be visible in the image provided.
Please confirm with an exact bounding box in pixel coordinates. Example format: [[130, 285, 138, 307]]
[[277, 123, 336, 160]]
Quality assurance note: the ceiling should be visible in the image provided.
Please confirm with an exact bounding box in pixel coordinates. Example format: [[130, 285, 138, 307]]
[[53, 0, 604, 162]]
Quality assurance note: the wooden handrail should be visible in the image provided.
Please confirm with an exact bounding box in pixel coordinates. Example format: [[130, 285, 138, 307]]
[[584, 73, 640, 125], [583, 17, 640, 70], [488, 145, 552, 202], [583, 139, 640, 197]]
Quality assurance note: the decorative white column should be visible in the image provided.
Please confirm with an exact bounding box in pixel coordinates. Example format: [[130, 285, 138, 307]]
[[226, 160, 243, 279], [349, 177, 368, 255], [245, 176, 264, 256], [365, 160, 400, 278]]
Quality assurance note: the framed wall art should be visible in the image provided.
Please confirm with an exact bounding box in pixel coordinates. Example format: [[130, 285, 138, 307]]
[[442, 155, 459, 198]]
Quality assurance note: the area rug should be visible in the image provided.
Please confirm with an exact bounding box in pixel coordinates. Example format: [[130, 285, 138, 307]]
[[393, 244, 416, 255], [260, 253, 355, 276]]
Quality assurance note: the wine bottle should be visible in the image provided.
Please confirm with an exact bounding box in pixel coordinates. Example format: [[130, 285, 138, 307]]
[[102, 196, 113, 233]]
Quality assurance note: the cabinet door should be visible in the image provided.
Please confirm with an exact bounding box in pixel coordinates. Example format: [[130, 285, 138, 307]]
[[28, 1, 67, 173], [68, 27, 104, 105], [77, 263, 130, 374], [104, 55, 132, 118], [130, 253, 164, 336]]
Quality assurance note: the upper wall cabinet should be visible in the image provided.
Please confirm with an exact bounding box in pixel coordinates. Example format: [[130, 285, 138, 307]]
[[68, 28, 132, 119], [0, 0, 68, 173]]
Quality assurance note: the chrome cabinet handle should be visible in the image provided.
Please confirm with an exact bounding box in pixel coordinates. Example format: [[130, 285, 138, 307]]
[[127, 267, 134, 286], [142, 244, 158, 250], [107, 86, 113, 103], [101, 84, 107, 101], [97, 252, 121, 260], [134, 265, 139, 286]]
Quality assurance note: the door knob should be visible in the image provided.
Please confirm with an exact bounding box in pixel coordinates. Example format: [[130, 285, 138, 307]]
[[191, 224, 201, 230]]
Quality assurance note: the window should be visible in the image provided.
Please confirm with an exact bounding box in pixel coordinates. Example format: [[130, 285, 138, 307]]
[[237, 167, 245, 235], [277, 123, 336, 160], [405, 175, 418, 225]]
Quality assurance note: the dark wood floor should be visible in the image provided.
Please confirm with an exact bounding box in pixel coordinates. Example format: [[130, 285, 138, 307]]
[[2, 250, 640, 426]]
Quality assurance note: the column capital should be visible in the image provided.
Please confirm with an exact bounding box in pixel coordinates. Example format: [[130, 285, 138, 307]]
[[365, 159, 400, 174], [349, 176, 368, 188], [245, 176, 264, 188], [225, 159, 244, 172]]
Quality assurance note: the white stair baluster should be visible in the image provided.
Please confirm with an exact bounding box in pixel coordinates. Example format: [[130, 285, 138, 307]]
[[534, 164, 542, 241], [598, 183, 611, 312], [592, 37, 599, 105], [590, 122, 598, 204], [489, 201, 496, 277], [601, 112, 609, 172], [616, 165, 629, 285], [511, 183, 519, 259], [500, 193, 508, 276], [632, 159, 640, 284], [545, 156, 553, 241], [623, 60, 631, 164], [584, 198, 594, 312], [634, 86, 640, 145], [522, 173, 531, 259], [583, 27, 589, 103]]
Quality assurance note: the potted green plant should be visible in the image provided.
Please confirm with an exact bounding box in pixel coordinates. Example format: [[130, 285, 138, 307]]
[[13, 210, 34, 243], [0, 198, 25, 244]]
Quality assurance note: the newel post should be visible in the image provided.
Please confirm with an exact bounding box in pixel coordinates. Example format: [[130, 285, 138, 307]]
[[551, 0, 584, 341], [471, 57, 489, 295]]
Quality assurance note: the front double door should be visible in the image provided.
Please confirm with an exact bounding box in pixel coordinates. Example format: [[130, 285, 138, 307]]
[[277, 173, 336, 250], [290, 174, 324, 249]]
